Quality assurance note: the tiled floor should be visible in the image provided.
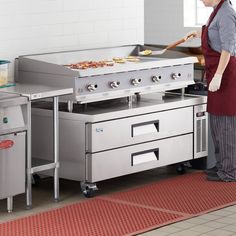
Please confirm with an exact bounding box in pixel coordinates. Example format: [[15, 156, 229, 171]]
[[139, 205, 236, 236], [0, 166, 236, 236]]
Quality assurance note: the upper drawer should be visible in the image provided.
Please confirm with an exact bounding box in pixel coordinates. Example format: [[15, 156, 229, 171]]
[[86, 106, 193, 152]]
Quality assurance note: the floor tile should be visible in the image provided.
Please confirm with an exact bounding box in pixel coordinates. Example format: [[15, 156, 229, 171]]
[[188, 225, 216, 233], [204, 229, 235, 236]]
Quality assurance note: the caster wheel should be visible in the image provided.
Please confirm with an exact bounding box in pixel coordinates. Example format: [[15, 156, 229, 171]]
[[176, 164, 186, 174], [83, 189, 95, 198], [80, 181, 98, 198], [32, 174, 41, 186]]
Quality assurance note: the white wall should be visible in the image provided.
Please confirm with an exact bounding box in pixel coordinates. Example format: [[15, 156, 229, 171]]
[[145, 0, 201, 47], [0, 0, 144, 81]]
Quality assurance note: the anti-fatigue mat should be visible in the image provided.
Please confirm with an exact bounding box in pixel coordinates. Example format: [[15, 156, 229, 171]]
[[1, 172, 236, 236], [106, 172, 236, 215], [0, 198, 183, 236]]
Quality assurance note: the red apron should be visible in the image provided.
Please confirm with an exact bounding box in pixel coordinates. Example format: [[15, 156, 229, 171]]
[[201, 0, 236, 115]]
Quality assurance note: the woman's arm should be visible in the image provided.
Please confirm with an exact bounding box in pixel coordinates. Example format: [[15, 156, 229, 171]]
[[209, 50, 231, 92], [216, 50, 231, 75]]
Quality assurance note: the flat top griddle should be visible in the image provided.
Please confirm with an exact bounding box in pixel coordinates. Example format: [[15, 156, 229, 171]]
[[19, 45, 198, 77]]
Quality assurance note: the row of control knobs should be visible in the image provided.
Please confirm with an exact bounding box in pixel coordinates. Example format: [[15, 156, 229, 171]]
[[87, 73, 181, 91]]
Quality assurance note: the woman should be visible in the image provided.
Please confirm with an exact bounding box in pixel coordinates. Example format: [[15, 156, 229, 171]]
[[187, 0, 236, 182]]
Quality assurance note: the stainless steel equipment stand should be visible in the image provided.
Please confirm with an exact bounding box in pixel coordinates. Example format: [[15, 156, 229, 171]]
[[26, 97, 60, 207], [0, 84, 73, 209]]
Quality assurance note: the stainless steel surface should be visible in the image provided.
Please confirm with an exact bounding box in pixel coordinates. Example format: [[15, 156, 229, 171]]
[[194, 104, 208, 159], [85, 106, 193, 152], [0, 132, 26, 212], [16, 45, 198, 103], [0, 83, 73, 100], [0, 95, 27, 136], [31, 93, 208, 185], [86, 134, 193, 182]]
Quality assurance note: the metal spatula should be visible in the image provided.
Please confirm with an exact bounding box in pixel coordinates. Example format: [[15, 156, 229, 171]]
[[139, 33, 195, 56]]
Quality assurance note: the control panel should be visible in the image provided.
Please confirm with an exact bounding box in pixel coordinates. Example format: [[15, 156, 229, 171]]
[[0, 106, 25, 131], [75, 63, 194, 103]]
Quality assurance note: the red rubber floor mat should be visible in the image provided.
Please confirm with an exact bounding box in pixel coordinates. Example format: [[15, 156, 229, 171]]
[[1, 172, 236, 236], [0, 198, 183, 236], [107, 172, 236, 215]]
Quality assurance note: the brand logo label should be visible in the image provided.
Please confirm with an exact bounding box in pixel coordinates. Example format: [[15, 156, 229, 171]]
[[96, 127, 103, 133]]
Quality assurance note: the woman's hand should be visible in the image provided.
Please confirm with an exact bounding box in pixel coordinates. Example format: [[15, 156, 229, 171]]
[[184, 30, 201, 41], [209, 74, 222, 92]]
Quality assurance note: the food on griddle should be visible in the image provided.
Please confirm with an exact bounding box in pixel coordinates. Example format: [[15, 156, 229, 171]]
[[126, 56, 140, 62], [113, 57, 126, 63], [64, 56, 141, 70], [139, 50, 152, 56], [64, 60, 114, 70]]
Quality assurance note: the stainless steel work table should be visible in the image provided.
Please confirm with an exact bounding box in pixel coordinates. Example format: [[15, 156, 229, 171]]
[[0, 83, 73, 208]]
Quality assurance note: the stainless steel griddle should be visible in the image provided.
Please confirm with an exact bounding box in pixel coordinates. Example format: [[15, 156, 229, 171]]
[[16, 45, 197, 104]]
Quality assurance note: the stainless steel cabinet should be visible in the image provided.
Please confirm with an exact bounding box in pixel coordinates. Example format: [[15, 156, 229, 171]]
[[0, 132, 26, 199], [31, 93, 208, 196], [0, 92, 28, 212]]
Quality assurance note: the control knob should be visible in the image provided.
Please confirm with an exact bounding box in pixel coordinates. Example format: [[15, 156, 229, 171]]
[[110, 81, 120, 89], [87, 84, 98, 92], [152, 75, 161, 83], [171, 73, 181, 80], [131, 78, 142, 86]]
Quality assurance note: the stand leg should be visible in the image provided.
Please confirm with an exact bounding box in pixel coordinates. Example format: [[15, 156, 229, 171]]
[[53, 96, 59, 202], [26, 101, 32, 209], [7, 197, 13, 213]]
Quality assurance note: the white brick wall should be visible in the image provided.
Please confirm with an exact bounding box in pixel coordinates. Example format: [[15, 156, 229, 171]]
[[0, 0, 144, 81]]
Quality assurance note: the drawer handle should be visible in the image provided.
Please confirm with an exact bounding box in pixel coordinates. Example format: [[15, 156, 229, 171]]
[[132, 120, 159, 137], [0, 140, 14, 150], [196, 111, 206, 117], [132, 148, 159, 166]]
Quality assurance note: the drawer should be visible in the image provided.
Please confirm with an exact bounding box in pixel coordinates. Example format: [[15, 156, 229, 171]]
[[86, 133, 193, 182], [86, 106, 193, 152], [0, 132, 26, 199]]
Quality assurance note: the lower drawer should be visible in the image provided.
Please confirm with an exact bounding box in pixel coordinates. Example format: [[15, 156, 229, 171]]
[[86, 133, 193, 182]]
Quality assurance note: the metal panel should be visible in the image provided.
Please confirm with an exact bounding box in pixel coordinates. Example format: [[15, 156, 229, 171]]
[[0, 132, 26, 199], [86, 134, 193, 182], [86, 106, 193, 152], [0, 106, 25, 133], [74, 64, 194, 103], [194, 104, 208, 159]]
